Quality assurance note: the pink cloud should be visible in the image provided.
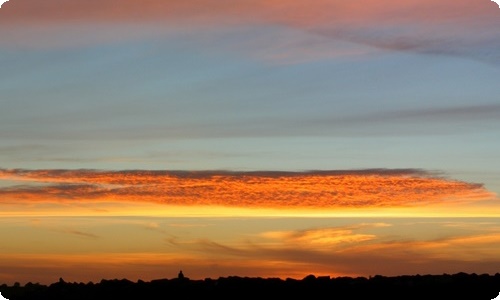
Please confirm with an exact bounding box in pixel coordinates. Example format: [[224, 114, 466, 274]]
[[1, 0, 498, 64]]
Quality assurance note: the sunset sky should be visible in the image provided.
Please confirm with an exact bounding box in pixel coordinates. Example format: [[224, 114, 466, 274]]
[[1, 0, 500, 285]]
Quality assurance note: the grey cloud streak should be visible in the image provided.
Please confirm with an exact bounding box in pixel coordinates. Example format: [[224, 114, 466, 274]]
[[313, 103, 500, 127], [310, 26, 500, 66], [0, 103, 498, 141], [62, 229, 99, 239]]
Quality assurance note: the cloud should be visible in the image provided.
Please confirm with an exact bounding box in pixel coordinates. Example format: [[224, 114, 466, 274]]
[[0, 168, 494, 209], [2, 0, 496, 26], [336, 104, 500, 123], [1, 102, 496, 142], [172, 224, 500, 277], [167, 223, 212, 228], [26, 218, 101, 239], [308, 103, 500, 135], [142, 222, 173, 236], [62, 229, 99, 239], [260, 224, 390, 248], [1, 0, 498, 64]]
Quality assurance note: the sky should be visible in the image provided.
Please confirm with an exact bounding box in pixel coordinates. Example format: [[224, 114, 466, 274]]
[[0, 0, 500, 285]]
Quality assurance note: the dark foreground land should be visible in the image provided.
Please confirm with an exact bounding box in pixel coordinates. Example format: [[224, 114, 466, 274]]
[[2, 273, 500, 300]]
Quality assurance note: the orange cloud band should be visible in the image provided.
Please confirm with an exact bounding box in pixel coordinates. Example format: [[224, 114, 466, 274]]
[[0, 169, 494, 208]]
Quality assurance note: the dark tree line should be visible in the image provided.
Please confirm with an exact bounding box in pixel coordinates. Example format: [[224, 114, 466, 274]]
[[1, 272, 500, 300]]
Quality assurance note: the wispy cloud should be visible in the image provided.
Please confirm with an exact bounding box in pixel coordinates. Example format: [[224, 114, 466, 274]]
[[1, 0, 498, 64], [172, 223, 500, 276], [62, 229, 99, 239], [260, 224, 390, 248], [323, 104, 500, 125], [0, 168, 494, 208], [305, 103, 500, 136]]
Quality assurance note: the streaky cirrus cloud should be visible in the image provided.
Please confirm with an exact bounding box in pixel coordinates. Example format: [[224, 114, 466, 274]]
[[0, 168, 494, 208], [0, 104, 497, 142], [164, 222, 500, 277], [1, 0, 498, 64], [260, 223, 391, 248]]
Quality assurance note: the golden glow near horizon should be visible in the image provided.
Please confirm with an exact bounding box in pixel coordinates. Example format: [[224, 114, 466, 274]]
[[2, 215, 500, 285], [1, 168, 499, 285]]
